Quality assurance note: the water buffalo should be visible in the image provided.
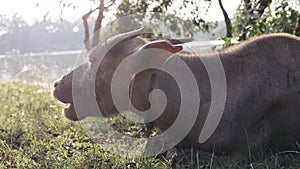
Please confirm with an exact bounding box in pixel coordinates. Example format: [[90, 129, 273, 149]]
[[53, 28, 300, 156]]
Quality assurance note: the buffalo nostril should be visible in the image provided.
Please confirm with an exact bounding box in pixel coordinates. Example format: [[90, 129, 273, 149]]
[[54, 81, 59, 88]]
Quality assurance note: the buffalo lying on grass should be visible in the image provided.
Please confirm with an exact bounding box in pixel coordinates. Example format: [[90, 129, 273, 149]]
[[53, 28, 300, 156]]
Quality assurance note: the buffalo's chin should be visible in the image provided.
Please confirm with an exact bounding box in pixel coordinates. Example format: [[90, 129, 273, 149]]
[[63, 103, 81, 121]]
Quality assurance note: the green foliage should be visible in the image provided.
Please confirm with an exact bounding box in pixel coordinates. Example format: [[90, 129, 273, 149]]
[[115, 0, 217, 38], [221, 37, 233, 48], [233, 0, 300, 40], [270, 1, 300, 35]]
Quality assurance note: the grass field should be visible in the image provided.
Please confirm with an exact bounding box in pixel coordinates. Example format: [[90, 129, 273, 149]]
[[1, 82, 300, 168]]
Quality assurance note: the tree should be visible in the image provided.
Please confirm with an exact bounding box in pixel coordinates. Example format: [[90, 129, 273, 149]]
[[58, 0, 299, 50], [64, 0, 220, 52], [218, 0, 232, 37], [80, 0, 116, 52], [59, 0, 248, 51], [115, 0, 217, 37], [239, 0, 272, 40], [233, 0, 300, 40]]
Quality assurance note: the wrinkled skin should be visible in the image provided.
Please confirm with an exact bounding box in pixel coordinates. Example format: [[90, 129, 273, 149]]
[[53, 30, 300, 156]]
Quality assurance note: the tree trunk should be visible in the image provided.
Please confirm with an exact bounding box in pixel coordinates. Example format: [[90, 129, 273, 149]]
[[82, 10, 97, 52], [92, 0, 105, 48], [218, 0, 232, 38], [258, 0, 272, 16]]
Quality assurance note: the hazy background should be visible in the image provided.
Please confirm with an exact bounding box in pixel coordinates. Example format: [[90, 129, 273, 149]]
[[0, 0, 239, 85], [1, 0, 298, 85]]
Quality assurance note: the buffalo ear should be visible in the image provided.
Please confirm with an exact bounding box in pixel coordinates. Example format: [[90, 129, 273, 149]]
[[140, 40, 183, 59]]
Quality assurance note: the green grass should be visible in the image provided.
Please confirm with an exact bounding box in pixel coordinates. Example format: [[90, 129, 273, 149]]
[[0, 82, 300, 168]]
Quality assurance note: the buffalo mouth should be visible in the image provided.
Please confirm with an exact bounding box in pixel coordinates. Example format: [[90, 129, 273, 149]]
[[63, 103, 80, 121], [54, 98, 81, 121], [53, 87, 80, 121]]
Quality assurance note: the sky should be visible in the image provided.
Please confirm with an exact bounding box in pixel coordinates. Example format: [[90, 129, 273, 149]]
[[0, 0, 240, 24], [0, 0, 96, 23]]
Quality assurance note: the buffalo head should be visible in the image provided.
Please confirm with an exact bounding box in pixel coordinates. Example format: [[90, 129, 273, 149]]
[[53, 28, 184, 121]]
